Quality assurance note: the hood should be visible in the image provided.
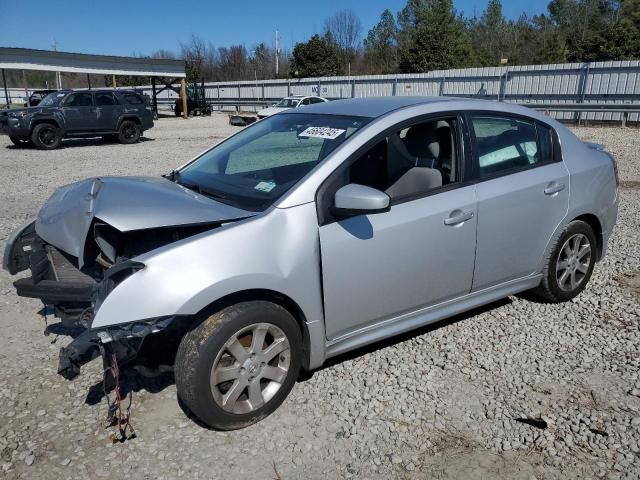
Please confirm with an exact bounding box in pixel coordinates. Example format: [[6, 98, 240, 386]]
[[257, 106, 290, 117], [35, 176, 255, 259], [1, 106, 45, 116]]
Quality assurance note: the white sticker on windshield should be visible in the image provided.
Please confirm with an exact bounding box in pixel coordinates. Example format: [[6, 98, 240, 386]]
[[298, 127, 346, 140], [56, 93, 65, 97], [255, 180, 276, 193]]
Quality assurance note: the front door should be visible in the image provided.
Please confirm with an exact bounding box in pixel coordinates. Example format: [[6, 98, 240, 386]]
[[469, 114, 570, 290], [61, 92, 96, 132], [319, 116, 477, 340]]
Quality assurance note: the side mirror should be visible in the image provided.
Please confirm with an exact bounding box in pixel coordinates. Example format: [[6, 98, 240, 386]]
[[331, 184, 390, 218]]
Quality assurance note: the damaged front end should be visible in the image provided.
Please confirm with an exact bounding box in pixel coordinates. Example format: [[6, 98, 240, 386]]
[[4, 176, 255, 384], [5, 221, 200, 382]]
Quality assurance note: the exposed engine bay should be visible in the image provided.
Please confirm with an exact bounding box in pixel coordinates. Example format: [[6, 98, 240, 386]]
[[3, 176, 254, 383]]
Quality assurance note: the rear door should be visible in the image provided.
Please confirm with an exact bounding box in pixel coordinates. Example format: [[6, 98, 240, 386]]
[[61, 92, 96, 132], [469, 113, 569, 290], [93, 92, 119, 131]]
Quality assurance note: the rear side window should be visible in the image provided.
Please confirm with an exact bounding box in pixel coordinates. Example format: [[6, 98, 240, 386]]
[[471, 115, 552, 177], [95, 93, 117, 106], [123, 94, 144, 105]]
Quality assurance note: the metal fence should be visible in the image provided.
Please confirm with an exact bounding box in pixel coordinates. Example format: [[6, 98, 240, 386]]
[[4, 60, 640, 123]]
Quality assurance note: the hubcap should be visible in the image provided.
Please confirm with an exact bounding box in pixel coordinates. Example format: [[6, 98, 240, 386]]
[[556, 233, 591, 292], [210, 323, 290, 414], [123, 125, 137, 139], [39, 127, 57, 146]]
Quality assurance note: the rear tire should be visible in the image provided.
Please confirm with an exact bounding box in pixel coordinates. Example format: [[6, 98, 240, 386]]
[[533, 220, 597, 303], [175, 301, 302, 430], [31, 123, 61, 150], [117, 120, 140, 144]]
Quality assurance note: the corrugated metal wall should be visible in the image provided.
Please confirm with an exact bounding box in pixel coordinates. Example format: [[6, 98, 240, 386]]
[[4, 60, 639, 122]]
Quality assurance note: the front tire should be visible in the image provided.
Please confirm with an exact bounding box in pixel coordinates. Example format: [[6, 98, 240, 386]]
[[117, 120, 141, 144], [31, 123, 61, 150], [175, 301, 302, 430], [534, 220, 597, 303]]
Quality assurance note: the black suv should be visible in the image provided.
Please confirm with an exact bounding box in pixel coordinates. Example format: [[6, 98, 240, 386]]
[[0, 89, 154, 149]]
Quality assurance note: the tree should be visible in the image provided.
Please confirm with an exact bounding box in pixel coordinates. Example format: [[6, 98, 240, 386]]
[[289, 33, 341, 77], [364, 9, 399, 73], [604, 0, 640, 59], [396, 0, 475, 72], [250, 43, 274, 80], [323, 10, 362, 74], [180, 34, 216, 83], [469, 0, 509, 65]]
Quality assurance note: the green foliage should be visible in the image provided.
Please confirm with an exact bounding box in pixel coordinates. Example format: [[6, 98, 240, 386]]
[[396, 0, 475, 72], [289, 33, 341, 77], [364, 9, 399, 74]]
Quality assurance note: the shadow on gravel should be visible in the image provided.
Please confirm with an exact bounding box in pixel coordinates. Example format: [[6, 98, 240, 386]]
[[4, 136, 155, 150], [85, 371, 175, 406], [300, 297, 512, 382]]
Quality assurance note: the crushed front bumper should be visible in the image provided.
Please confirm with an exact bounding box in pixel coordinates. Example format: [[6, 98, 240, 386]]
[[58, 316, 177, 380]]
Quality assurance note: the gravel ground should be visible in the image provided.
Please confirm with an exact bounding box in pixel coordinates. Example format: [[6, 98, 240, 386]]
[[0, 116, 639, 479]]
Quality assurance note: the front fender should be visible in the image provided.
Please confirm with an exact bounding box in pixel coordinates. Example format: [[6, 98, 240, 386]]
[[91, 203, 324, 331]]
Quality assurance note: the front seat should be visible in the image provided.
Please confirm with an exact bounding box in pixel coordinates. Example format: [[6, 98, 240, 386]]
[[385, 123, 443, 199]]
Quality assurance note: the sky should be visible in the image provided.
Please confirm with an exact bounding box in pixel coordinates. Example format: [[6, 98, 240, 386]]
[[0, 0, 550, 57]]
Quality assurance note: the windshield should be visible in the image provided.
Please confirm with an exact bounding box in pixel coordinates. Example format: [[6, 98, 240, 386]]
[[38, 92, 66, 107], [178, 113, 369, 211], [275, 98, 300, 108]]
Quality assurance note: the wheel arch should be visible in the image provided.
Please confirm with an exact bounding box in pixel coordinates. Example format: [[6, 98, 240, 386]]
[[30, 117, 61, 131], [117, 116, 142, 129], [189, 288, 314, 370], [572, 213, 603, 260]]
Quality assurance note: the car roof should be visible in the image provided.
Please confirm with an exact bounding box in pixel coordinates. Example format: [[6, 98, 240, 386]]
[[281, 96, 459, 118]]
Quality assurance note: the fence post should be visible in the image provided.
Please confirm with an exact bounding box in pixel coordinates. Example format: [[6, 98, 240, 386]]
[[352, 78, 356, 98], [287, 79, 291, 96], [393, 77, 398, 96], [439, 76, 445, 96], [576, 63, 591, 124], [317, 79, 322, 97], [498, 72, 509, 102]]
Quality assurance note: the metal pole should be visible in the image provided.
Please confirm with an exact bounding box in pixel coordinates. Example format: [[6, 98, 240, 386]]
[[87, 74, 92, 90], [151, 76, 158, 117], [2, 69, 9, 109], [112, 75, 117, 89], [23, 70, 28, 105]]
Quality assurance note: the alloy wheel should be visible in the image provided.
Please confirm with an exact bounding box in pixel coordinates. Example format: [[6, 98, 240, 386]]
[[556, 233, 592, 292], [210, 322, 290, 414], [38, 127, 57, 146]]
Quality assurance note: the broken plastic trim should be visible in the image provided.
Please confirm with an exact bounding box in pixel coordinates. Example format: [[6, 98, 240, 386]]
[[57, 315, 176, 380]]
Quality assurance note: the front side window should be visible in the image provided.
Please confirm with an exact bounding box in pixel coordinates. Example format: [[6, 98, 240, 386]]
[[346, 118, 460, 201], [275, 98, 300, 108], [178, 113, 369, 211], [471, 115, 553, 177], [64, 92, 93, 107]]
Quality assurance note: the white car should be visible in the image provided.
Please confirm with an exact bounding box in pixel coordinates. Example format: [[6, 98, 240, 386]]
[[257, 95, 327, 119]]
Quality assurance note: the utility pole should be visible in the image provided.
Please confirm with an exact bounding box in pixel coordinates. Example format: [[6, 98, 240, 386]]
[[275, 30, 279, 77], [53, 40, 61, 89]]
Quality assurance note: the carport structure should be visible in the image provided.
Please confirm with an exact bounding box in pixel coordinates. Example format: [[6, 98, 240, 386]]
[[0, 47, 188, 118]]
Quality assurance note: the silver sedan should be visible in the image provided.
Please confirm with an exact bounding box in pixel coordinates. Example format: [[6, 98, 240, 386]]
[[3, 97, 619, 429]]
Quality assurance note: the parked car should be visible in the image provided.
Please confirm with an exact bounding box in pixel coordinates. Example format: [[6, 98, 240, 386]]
[[24, 89, 59, 107], [3, 97, 618, 430], [257, 95, 327, 119], [0, 89, 154, 149]]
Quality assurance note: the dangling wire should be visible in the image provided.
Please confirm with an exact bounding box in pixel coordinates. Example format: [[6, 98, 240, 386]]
[[105, 352, 136, 443]]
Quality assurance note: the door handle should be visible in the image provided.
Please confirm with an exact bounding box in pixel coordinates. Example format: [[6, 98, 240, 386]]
[[444, 210, 474, 226], [544, 182, 565, 195]]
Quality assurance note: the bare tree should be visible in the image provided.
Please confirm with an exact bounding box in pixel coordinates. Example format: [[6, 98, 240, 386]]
[[323, 9, 362, 73]]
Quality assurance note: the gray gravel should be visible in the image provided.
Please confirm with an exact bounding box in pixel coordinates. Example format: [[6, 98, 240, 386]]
[[0, 116, 639, 479]]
